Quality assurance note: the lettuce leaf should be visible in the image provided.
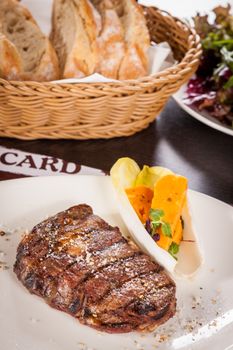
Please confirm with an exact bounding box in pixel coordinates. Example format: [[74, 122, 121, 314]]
[[135, 165, 173, 189], [110, 157, 140, 190]]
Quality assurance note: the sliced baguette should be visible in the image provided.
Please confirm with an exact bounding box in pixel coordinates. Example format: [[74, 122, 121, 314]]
[[118, 0, 150, 80], [51, 0, 101, 79], [95, 0, 125, 79], [92, 0, 124, 17], [0, 32, 22, 80], [92, 0, 150, 80], [0, 0, 59, 81]]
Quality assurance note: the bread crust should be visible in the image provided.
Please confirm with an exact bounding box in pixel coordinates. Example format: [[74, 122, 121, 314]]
[[95, 1, 125, 79], [92, 0, 150, 80], [0, 33, 22, 80], [118, 0, 150, 80], [21, 39, 60, 82], [0, 0, 150, 81], [0, 0, 59, 81], [51, 0, 100, 79]]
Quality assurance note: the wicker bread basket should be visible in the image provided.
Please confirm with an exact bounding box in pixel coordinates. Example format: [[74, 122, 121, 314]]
[[0, 6, 201, 140]]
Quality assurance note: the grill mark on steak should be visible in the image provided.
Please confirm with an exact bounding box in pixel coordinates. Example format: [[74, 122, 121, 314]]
[[16, 223, 130, 290], [14, 204, 176, 333], [98, 299, 176, 333], [56, 228, 124, 254], [67, 250, 142, 288], [90, 283, 175, 329], [46, 248, 143, 313], [87, 272, 173, 315], [81, 254, 162, 305], [82, 271, 173, 321], [20, 208, 126, 264], [17, 242, 141, 314], [65, 254, 157, 316], [82, 270, 175, 329]]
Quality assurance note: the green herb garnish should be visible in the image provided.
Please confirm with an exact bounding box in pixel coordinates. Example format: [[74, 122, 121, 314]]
[[168, 242, 179, 260], [149, 209, 172, 238], [189, 5, 233, 129]]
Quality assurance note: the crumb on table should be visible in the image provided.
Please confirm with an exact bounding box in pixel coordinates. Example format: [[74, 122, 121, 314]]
[[0, 260, 9, 270]]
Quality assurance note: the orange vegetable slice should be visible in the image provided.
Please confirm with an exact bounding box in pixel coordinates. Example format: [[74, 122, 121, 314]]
[[151, 174, 187, 251], [125, 186, 153, 224], [151, 218, 183, 251], [173, 217, 183, 245], [156, 232, 172, 251]]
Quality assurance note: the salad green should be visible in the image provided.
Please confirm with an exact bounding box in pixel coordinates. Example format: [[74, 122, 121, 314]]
[[186, 5, 233, 128]]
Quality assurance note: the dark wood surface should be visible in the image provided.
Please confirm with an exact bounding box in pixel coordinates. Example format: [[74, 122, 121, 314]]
[[0, 98, 232, 204]]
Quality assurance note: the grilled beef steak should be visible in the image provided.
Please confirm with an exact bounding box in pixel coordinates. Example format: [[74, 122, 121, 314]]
[[14, 204, 176, 333]]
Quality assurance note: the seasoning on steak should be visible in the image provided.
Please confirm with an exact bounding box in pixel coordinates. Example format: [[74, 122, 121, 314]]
[[14, 204, 176, 333]]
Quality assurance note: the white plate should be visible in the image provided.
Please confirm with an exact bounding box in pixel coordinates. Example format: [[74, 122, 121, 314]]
[[0, 175, 233, 350], [173, 83, 233, 137]]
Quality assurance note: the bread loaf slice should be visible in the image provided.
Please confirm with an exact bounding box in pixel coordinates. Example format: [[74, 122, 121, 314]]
[[95, 0, 125, 79], [92, 0, 150, 80], [51, 0, 101, 79], [92, 0, 124, 17], [0, 0, 59, 81], [118, 0, 150, 80], [0, 32, 22, 80]]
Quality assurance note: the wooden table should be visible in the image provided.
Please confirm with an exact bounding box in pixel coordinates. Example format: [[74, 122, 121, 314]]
[[0, 98, 232, 205]]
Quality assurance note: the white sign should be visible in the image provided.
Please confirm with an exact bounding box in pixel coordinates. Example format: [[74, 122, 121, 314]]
[[0, 146, 102, 177]]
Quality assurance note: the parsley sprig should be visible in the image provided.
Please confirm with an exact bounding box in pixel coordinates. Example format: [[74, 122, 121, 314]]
[[168, 242, 179, 260], [148, 209, 180, 260], [149, 209, 172, 238]]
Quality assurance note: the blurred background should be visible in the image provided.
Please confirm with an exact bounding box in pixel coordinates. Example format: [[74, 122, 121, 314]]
[[139, 0, 231, 18]]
